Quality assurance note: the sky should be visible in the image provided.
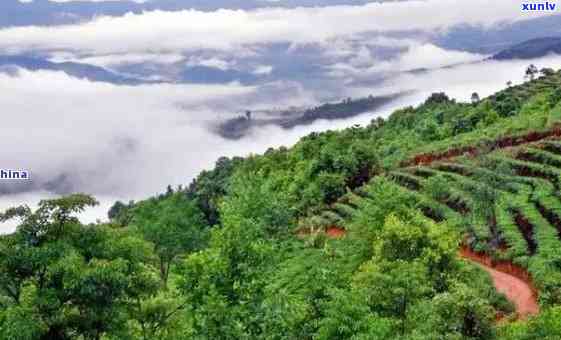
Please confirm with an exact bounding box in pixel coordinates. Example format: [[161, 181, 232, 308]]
[[1, 0, 561, 232]]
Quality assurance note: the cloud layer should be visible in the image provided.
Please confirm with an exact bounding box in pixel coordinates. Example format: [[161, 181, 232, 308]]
[[0, 1, 554, 56]]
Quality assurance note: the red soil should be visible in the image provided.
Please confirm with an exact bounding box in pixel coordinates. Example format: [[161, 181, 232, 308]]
[[459, 246, 539, 320], [403, 126, 561, 167], [296, 226, 346, 239], [325, 226, 346, 238], [411, 146, 478, 166]]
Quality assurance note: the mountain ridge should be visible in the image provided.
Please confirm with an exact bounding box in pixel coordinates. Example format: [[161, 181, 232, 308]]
[[0, 55, 150, 84], [492, 37, 561, 60]]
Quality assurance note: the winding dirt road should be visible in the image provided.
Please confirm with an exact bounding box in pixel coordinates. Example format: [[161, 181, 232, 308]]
[[474, 262, 539, 319], [459, 248, 539, 319]]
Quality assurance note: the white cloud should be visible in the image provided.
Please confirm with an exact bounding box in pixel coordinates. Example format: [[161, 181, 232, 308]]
[[0, 69, 321, 203], [0, 69, 253, 197], [185, 56, 234, 71], [252, 65, 273, 75], [0, 1, 554, 56], [67, 53, 185, 67], [367, 43, 486, 73], [0, 69, 315, 233], [326, 43, 486, 80], [352, 54, 561, 102]]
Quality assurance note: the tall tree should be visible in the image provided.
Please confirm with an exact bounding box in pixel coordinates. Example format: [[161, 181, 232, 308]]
[[0, 195, 160, 340], [525, 64, 539, 81], [540, 67, 555, 77], [471, 92, 480, 104], [132, 193, 208, 287]]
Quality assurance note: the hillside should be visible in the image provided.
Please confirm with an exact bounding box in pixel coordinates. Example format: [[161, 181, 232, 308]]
[[492, 37, 561, 60], [3, 68, 561, 339]]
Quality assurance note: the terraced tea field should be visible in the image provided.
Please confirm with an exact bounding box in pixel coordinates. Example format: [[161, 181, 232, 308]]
[[311, 135, 561, 309]]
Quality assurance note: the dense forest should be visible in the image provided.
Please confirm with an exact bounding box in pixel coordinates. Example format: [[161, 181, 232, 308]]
[[3, 67, 561, 339]]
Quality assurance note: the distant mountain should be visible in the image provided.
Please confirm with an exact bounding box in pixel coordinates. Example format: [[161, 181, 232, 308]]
[[0, 55, 148, 84], [491, 37, 561, 60], [436, 15, 561, 54], [0, 55, 273, 86]]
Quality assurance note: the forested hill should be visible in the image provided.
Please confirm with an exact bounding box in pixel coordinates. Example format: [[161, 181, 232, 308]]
[[492, 37, 561, 60], [3, 67, 561, 339], [216, 92, 404, 139]]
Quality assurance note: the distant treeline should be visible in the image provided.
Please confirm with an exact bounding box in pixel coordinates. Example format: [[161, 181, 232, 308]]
[[217, 92, 403, 139], [288, 94, 399, 127]]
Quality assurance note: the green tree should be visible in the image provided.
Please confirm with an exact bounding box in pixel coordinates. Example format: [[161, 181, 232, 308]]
[[132, 193, 208, 287], [178, 219, 276, 339], [525, 64, 539, 81], [353, 260, 431, 334], [352, 213, 458, 333], [220, 170, 295, 236], [0, 195, 160, 340], [471, 92, 480, 104], [187, 156, 244, 225], [108, 200, 135, 226], [316, 288, 395, 340], [540, 67, 555, 77], [500, 306, 561, 339], [408, 283, 495, 339]]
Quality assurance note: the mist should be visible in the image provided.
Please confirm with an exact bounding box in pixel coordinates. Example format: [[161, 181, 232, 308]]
[[2, 52, 561, 233]]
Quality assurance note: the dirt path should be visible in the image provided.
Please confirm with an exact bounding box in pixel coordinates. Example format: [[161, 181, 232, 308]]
[[459, 248, 539, 319], [474, 262, 538, 319]]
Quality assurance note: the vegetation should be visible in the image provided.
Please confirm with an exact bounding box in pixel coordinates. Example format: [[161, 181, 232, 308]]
[[3, 68, 561, 338], [217, 92, 402, 139], [292, 94, 402, 127]]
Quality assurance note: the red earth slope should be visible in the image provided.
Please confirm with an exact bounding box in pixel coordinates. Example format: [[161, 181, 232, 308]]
[[459, 247, 539, 320]]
